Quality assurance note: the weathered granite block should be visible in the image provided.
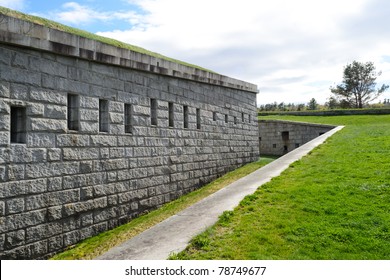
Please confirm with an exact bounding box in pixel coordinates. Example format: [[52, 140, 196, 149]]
[[79, 96, 99, 109], [44, 104, 67, 119], [47, 148, 61, 161], [9, 145, 32, 163], [80, 212, 94, 227], [63, 148, 99, 161], [0, 115, 10, 131], [80, 109, 99, 122], [30, 57, 68, 78], [48, 235, 63, 252], [25, 240, 48, 259], [27, 133, 56, 148], [26, 222, 62, 243], [27, 103, 45, 117], [1, 68, 41, 86], [57, 134, 90, 147], [30, 89, 66, 105], [63, 231, 80, 247], [25, 194, 46, 211], [6, 197, 25, 214], [79, 161, 93, 173], [90, 135, 118, 147], [0, 132, 9, 146], [93, 207, 117, 223], [80, 121, 99, 133], [63, 200, 95, 217], [47, 206, 63, 221], [0, 100, 10, 115], [31, 118, 67, 132], [47, 177, 62, 192], [4, 230, 25, 250], [7, 165, 25, 181], [110, 112, 123, 124], [3, 210, 46, 233]]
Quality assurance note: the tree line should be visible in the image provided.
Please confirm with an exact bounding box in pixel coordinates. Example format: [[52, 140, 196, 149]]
[[259, 61, 389, 111], [258, 98, 390, 112]]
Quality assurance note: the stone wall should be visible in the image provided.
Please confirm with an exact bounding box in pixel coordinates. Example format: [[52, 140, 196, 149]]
[[258, 120, 334, 156], [0, 14, 259, 259]]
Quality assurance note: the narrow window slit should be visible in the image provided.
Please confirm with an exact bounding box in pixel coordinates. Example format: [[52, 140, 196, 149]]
[[67, 93, 79, 131], [196, 108, 201, 130], [10, 106, 26, 144], [151, 98, 157, 126], [183, 105, 189, 128], [99, 99, 109, 132], [124, 103, 132, 134], [169, 102, 174, 128]]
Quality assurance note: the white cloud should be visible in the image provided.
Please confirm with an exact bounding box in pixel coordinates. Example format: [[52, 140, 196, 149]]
[[52, 2, 111, 24], [0, 0, 25, 10], [82, 0, 390, 104], [44, 2, 140, 26]]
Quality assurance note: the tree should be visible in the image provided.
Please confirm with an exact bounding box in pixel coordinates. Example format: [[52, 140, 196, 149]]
[[330, 61, 389, 108], [278, 102, 286, 111], [325, 96, 339, 109], [307, 98, 318, 110], [297, 103, 305, 111]]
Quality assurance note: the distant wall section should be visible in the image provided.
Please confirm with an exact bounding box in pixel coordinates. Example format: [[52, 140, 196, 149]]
[[258, 120, 335, 156]]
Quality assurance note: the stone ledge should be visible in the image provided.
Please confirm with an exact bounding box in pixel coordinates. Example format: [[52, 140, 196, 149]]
[[0, 14, 258, 93], [258, 119, 336, 129]]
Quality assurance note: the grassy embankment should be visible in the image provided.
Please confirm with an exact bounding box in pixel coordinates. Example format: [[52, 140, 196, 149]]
[[172, 115, 390, 259], [0, 6, 213, 72], [51, 157, 275, 260]]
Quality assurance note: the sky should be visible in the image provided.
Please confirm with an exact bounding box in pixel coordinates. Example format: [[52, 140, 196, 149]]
[[1, 0, 390, 106]]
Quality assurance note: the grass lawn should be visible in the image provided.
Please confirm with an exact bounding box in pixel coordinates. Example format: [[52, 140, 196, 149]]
[[51, 157, 275, 260], [172, 115, 390, 260]]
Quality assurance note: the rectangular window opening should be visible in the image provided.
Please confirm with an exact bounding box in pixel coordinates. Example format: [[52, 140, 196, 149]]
[[196, 108, 201, 130], [67, 93, 79, 131], [169, 102, 174, 128], [99, 99, 109, 132], [183, 105, 189, 129], [225, 114, 228, 123], [213, 112, 217, 121], [151, 98, 157, 126], [242, 112, 245, 123], [234, 116, 237, 124], [124, 103, 133, 134], [10, 106, 27, 144], [249, 114, 252, 123], [282, 131, 289, 141]]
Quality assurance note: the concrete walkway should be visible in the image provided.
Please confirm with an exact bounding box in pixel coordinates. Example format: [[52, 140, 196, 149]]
[[96, 126, 344, 260]]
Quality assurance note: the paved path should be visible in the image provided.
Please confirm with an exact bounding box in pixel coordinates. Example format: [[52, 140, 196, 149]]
[[96, 126, 344, 260]]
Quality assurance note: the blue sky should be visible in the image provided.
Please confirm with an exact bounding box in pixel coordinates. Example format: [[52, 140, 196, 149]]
[[1, 0, 390, 105], [2, 0, 145, 32]]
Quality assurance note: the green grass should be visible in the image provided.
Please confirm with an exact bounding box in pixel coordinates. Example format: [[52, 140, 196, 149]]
[[0, 6, 213, 72], [172, 115, 390, 260], [51, 157, 275, 260]]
